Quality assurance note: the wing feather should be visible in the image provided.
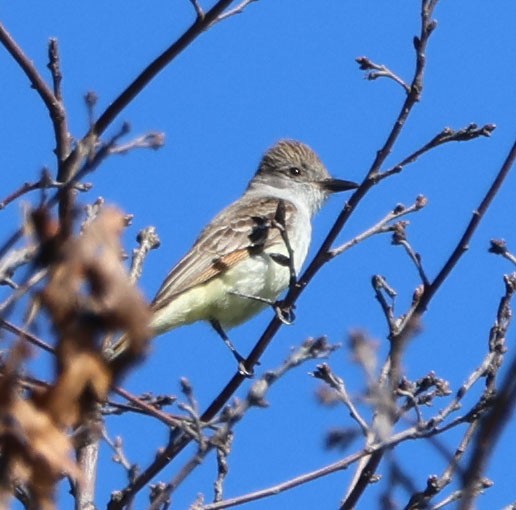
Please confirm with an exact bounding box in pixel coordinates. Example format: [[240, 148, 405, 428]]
[[151, 197, 296, 311]]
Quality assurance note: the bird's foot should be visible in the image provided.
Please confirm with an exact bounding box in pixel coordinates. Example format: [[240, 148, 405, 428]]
[[274, 301, 296, 324]]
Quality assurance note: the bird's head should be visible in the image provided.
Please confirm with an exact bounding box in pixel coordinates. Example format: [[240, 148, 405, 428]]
[[249, 140, 358, 215]]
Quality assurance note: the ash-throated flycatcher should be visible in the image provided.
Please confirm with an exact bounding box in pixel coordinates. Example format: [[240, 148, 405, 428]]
[[112, 140, 357, 366]]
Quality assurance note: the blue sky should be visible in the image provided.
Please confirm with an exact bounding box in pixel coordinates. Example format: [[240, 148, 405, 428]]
[[1, 1, 516, 509]]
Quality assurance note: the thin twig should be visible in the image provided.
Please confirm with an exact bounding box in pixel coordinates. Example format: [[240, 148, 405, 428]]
[[0, 24, 70, 169], [213, 432, 232, 502], [330, 197, 427, 257], [120, 338, 338, 510], [432, 482, 492, 510], [46, 38, 71, 165], [0, 246, 36, 288], [341, 84, 515, 510], [404, 138, 516, 326], [130, 226, 161, 283], [108, 132, 165, 155], [341, 2, 442, 506], [0, 0, 243, 263], [379, 123, 496, 180], [112, 386, 190, 431], [459, 275, 516, 510], [47, 38, 63, 101], [396, 237, 430, 286], [212, 0, 259, 24], [189, 0, 205, 20], [489, 239, 516, 266], [0, 169, 91, 210], [102, 394, 175, 417], [400, 270, 515, 510], [0, 319, 190, 435], [372, 275, 398, 333], [91, 0, 235, 139], [0, 268, 47, 316], [199, 407, 484, 510], [403, 421, 480, 510], [356, 56, 411, 94], [102, 428, 136, 475], [312, 364, 370, 436], [178, 378, 206, 448]]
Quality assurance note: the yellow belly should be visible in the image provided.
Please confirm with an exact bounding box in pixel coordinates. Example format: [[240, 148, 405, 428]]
[[151, 248, 292, 333]]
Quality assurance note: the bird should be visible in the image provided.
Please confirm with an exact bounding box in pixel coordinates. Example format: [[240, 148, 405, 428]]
[[110, 140, 358, 370]]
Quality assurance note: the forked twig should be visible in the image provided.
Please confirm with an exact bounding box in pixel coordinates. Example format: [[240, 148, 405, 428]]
[[356, 56, 411, 94], [212, 0, 259, 24]]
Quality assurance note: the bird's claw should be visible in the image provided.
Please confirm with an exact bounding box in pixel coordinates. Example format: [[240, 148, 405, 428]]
[[236, 357, 254, 378], [274, 301, 296, 324]]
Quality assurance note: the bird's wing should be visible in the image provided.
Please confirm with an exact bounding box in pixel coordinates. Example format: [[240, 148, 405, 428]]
[[151, 197, 297, 311]]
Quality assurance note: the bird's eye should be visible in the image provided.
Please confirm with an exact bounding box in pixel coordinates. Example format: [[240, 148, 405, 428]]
[[289, 166, 302, 176]]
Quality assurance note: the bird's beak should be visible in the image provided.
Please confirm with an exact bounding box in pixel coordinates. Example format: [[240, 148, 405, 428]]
[[321, 178, 359, 193]]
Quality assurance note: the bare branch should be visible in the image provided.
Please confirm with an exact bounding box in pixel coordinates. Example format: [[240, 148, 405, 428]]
[[379, 123, 496, 180], [213, 432, 232, 503], [312, 363, 370, 436], [391, 220, 430, 286], [0, 246, 36, 288], [102, 393, 175, 417], [2, 1, 511, 507], [432, 479, 493, 510], [47, 38, 63, 102], [0, 169, 91, 211], [199, 408, 488, 510], [0, 24, 70, 168], [91, 0, 235, 139], [372, 275, 398, 333], [189, 0, 205, 20], [212, 0, 259, 24], [111, 387, 187, 430], [84, 91, 98, 129], [0, 268, 47, 317], [330, 196, 427, 257], [102, 428, 137, 477], [74, 417, 102, 510], [412, 137, 516, 317], [356, 56, 410, 94], [0, 0, 246, 257], [489, 239, 516, 266], [340, 5, 446, 503], [129, 226, 161, 283], [46, 37, 72, 166], [108, 132, 165, 155], [403, 422, 480, 510], [459, 275, 516, 510], [362, 0, 438, 181], [112, 338, 338, 509]]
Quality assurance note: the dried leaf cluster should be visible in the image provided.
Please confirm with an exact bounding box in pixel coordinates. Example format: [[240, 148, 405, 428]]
[[0, 206, 151, 508]]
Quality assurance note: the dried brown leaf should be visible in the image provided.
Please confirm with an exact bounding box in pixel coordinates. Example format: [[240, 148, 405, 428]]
[[0, 385, 80, 508], [32, 206, 152, 430]]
